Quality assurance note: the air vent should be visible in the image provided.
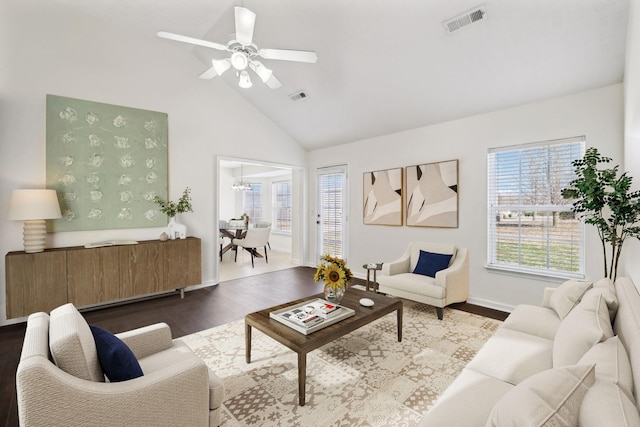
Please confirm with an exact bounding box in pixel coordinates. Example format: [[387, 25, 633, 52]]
[[444, 5, 487, 35], [289, 91, 308, 101]]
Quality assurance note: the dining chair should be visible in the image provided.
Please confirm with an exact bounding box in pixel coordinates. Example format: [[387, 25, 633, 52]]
[[232, 227, 271, 268], [253, 221, 272, 249]]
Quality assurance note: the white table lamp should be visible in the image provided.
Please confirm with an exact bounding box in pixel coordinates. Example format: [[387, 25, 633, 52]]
[[8, 189, 62, 253]]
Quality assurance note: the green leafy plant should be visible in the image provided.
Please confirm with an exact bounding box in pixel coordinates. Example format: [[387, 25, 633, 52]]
[[153, 187, 193, 218], [561, 148, 640, 280]]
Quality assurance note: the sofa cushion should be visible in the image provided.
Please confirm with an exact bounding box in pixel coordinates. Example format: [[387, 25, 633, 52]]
[[418, 368, 514, 427], [500, 304, 561, 341], [467, 328, 553, 385], [90, 325, 143, 382], [139, 339, 224, 410], [549, 279, 593, 319], [553, 293, 614, 367], [49, 303, 103, 382], [412, 250, 453, 278], [486, 364, 595, 427], [377, 273, 446, 298], [614, 278, 640, 414], [589, 278, 619, 322], [578, 336, 633, 399], [579, 381, 640, 427]]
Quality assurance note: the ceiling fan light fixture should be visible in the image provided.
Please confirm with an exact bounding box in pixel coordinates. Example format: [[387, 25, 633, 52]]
[[212, 58, 231, 76], [238, 70, 253, 88], [157, 6, 317, 90], [250, 61, 273, 83], [231, 51, 249, 70]]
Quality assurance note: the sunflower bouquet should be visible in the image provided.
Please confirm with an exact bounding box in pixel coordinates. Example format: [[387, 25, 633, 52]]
[[314, 254, 353, 290]]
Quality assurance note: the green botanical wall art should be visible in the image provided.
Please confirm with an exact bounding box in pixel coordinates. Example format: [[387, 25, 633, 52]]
[[46, 94, 168, 232]]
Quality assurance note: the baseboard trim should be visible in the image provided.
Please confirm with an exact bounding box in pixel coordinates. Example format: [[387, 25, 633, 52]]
[[467, 296, 515, 314]]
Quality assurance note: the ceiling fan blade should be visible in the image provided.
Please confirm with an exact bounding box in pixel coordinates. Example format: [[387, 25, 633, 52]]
[[234, 6, 256, 46], [198, 66, 219, 80], [259, 48, 318, 63], [265, 74, 282, 89], [157, 31, 228, 51]]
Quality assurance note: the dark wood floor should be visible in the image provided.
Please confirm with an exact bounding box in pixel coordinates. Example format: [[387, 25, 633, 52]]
[[0, 266, 507, 426]]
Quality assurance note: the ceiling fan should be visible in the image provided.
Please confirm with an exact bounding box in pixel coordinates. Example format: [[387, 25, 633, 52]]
[[157, 6, 318, 89]]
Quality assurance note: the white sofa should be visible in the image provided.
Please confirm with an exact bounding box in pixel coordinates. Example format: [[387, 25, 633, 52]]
[[16, 303, 225, 427], [377, 242, 469, 319], [419, 277, 640, 426]]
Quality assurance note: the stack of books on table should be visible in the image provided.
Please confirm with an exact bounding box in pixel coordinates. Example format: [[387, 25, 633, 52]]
[[270, 298, 355, 335]]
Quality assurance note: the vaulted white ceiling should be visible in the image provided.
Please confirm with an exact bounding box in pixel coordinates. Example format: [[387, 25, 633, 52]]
[[48, 0, 629, 151]]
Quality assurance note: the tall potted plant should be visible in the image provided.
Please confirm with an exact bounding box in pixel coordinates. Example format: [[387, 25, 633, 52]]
[[561, 148, 640, 280]]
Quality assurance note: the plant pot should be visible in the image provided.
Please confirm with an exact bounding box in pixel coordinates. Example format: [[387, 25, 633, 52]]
[[167, 217, 187, 240]]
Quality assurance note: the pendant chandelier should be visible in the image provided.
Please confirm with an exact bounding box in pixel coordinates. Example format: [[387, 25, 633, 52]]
[[231, 164, 251, 191]]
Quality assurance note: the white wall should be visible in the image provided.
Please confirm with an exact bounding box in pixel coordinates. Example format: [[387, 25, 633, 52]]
[[0, 1, 307, 325], [219, 168, 237, 222], [307, 84, 624, 311], [623, 0, 640, 286]]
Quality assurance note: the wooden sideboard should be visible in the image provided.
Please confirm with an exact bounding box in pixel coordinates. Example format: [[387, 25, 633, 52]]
[[5, 237, 201, 319]]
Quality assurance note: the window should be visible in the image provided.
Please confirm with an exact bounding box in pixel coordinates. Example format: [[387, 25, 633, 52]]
[[317, 166, 347, 259], [272, 180, 292, 234], [487, 136, 585, 278], [242, 184, 262, 221]]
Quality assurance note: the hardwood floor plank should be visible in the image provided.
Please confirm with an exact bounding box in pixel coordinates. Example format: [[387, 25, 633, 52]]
[[0, 266, 507, 425]]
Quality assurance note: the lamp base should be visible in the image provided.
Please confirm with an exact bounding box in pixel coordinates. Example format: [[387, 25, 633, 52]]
[[23, 219, 47, 253]]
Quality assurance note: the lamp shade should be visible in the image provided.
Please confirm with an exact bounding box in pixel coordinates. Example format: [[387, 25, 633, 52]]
[[238, 70, 253, 88], [212, 58, 232, 76], [8, 189, 62, 220]]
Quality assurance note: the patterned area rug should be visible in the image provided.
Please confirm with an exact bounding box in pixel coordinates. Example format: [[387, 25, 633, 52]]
[[181, 300, 502, 426]]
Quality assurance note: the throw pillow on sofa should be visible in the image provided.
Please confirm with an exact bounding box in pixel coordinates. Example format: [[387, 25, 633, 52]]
[[90, 325, 144, 382], [578, 336, 633, 398], [590, 278, 619, 322], [549, 279, 593, 319], [412, 250, 452, 278], [486, 364, 595, 427], [553, 293, 614, 367], [579, 381, 640, 427]]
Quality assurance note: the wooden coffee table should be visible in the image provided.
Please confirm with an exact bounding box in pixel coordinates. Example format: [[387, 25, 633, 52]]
[[245, 287, 403, 406]]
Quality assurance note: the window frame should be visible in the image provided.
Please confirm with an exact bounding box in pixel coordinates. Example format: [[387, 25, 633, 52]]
[[486, 136, 586, 279], [272, 180, 292, 234], [242, 183, 262, 221]]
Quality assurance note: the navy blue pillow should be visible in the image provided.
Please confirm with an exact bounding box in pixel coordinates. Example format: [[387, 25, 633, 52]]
[[90, 325, 143, 382], [413, 250, 453, 278]]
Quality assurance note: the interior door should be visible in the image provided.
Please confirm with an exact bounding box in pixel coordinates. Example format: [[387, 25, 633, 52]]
[[316, 165, 348, 260]]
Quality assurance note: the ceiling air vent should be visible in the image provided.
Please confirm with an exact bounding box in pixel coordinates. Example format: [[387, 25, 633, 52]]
[[289, 91, 308, 101], [444, 5, 487, 35]]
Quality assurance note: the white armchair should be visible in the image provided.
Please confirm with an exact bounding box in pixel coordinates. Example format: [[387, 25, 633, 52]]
[[16, 303, 224, 426], [377, 241, 469, 320]]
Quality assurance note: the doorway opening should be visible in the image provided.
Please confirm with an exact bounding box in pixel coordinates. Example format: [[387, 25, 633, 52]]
[[216, 157, 304, 283]]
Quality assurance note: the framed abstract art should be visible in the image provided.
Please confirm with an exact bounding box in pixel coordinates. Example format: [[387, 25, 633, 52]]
[[363, 167, 403, 226], [406, 159, 458, 228]]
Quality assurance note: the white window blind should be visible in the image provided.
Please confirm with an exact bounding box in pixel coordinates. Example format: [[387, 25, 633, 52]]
[[272, 180, 292, 234], [487, 136, 585, 278], [318, 167, 346, 259], [242, 184, 262, 221]]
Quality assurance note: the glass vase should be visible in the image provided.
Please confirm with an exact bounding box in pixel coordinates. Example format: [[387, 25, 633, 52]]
[[324, 284, 346, 304]]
